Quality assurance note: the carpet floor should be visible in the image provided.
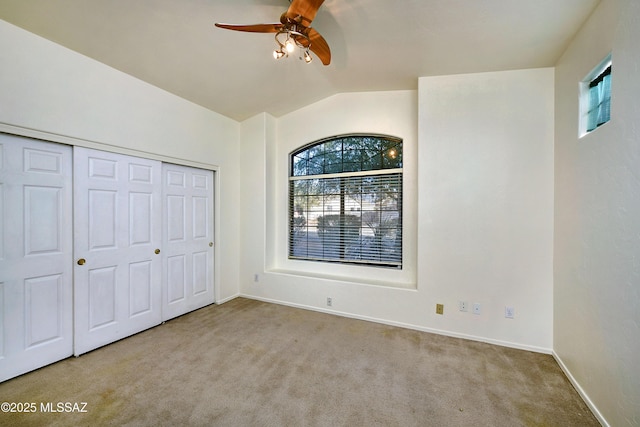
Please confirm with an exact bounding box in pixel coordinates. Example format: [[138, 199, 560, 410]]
[[0, 297, 598, 426]]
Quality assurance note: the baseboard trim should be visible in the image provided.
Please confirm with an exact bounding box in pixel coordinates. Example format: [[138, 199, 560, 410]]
[[239, 294, 552, 354], [216, 293, 240, 305], [552, 351, 608, 426]]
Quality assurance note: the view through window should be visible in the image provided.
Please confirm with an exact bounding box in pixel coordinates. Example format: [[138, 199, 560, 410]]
[[289, 135, 403, 268]]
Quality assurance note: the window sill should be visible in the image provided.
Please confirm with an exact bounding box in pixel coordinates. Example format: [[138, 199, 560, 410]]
[[265, 268, 417, 290]]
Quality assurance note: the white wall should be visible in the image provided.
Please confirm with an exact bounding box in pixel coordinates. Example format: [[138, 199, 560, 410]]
[[0, 19, 241, 302], [420, 69, 555, 351], [239, 112, 274, 288], [241, 90, 422, 321], [241, 69, 555, 352], [272, 91, 419, 287], [554, 0, 640, 425]]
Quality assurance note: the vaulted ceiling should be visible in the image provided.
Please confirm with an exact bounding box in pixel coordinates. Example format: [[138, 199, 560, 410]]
[[0, 0, 599, 121]]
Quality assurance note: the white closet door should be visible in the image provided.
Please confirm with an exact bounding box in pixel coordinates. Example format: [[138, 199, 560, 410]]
[[73, 147, 162, 355], [162, 163, 214, 321], [0, 134, 73, 382]]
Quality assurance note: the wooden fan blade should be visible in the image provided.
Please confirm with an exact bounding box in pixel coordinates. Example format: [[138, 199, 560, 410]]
[[306, 28, 331, 65], [214, 23, 283, 33], [284, 0, 325, 27]]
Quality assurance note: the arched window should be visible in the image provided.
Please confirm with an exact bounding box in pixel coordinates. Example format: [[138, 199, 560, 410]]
[[289, 134, 402, 267]]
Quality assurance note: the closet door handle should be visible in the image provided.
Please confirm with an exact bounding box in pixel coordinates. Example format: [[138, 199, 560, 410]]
[[77, 258, 86, 266], [209, 242, 213, 247], [155, 249, 161, 255]]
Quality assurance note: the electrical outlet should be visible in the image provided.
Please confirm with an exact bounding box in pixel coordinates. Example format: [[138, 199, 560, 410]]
[[436, 304, 444, 315], [473, 303, 481, 315], [459, 301, 468, 312], [326, 297, 332, 307], [505, 306, 515, 318]]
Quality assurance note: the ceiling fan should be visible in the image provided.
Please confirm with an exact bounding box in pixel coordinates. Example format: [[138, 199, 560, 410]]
[[215, 0, 331, 65]]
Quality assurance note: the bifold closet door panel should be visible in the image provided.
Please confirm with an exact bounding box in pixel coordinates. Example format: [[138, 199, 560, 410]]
[[162, 163, 214, 321], [0, 134, 73, 382], [73, 147, 162, 356]]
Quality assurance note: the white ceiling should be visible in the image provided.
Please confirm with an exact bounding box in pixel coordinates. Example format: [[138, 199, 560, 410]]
[[0, 0, 599, 121]]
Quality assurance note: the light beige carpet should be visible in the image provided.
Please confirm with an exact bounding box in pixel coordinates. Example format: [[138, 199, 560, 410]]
[[0, 297, 598, 426]]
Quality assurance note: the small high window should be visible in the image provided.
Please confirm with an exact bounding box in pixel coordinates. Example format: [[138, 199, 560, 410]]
[[581, 55, 612, 136], [289, 134, 402, 268]]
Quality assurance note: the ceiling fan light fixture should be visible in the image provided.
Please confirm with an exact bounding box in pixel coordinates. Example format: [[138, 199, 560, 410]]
[[217, 0, 330, 66]]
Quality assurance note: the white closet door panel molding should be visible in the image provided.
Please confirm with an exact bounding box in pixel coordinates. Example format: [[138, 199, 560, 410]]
[[162, 163, 214, 321], [0, 134, 73, 382], [74, 147, 162, 356]]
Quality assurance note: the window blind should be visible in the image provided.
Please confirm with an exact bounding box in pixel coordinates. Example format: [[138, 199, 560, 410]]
[[289, 170, 402, 267], [587, 65, 612, 132], [289, 134, 403, 268]]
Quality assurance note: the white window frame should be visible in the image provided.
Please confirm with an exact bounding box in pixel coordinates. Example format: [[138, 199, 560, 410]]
[[579, 53, 612, 138], [288, 134, 403, 268]]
